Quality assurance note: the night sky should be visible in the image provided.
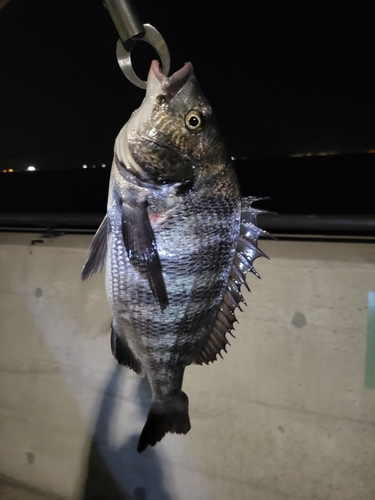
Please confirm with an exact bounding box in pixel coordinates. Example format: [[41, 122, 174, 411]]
[[1, 0, 375, 171]]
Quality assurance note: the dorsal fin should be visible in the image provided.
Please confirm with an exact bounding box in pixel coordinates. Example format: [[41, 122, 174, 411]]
[[194, 197, 272, 365]]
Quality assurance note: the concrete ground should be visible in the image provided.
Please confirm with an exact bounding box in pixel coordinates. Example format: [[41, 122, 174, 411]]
[[0, 232, 374, 500], [0, 476, 57, 500]]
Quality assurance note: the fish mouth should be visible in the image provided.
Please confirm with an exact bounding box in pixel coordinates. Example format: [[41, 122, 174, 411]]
[[149, 60, 194, 100]]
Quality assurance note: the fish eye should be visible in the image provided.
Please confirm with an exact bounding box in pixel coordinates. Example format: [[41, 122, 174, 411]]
[[185, 110, 203, 133]]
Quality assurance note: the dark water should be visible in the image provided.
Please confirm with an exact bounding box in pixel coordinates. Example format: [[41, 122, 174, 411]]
[[0, 154, 373, 216]]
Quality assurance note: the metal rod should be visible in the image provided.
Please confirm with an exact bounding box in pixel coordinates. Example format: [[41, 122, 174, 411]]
[[259, 214, 375, 233], [104, 0, 144, 50]]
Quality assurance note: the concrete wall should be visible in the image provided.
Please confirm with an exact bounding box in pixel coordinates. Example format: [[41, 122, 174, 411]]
[[0, 232, 374, 500]]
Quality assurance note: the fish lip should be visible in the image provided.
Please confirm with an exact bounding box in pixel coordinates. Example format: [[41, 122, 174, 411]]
[[150, 60, 194, 99]]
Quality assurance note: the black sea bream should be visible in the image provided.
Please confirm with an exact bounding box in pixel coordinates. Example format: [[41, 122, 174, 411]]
[[82, 60, 268, 452]]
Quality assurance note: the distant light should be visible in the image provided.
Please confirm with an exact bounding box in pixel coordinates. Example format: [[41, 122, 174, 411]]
[[8, 168, 13, 172], [290, 151, 341, 158], [2, 169, 7, 173], [230, 156, 236, 161], [82, 164, 88, 169], [101, 163, 106, 168], [27, 166, 36, 171]]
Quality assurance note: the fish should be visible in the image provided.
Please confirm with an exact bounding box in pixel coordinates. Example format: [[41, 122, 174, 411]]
[[81, 60, 269, 453]]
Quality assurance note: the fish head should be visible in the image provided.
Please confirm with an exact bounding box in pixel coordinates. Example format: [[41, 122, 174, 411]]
[[116, 61, 227, 184]]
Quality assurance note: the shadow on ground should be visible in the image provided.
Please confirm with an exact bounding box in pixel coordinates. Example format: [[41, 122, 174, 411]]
[[83, 365, 172, 500]]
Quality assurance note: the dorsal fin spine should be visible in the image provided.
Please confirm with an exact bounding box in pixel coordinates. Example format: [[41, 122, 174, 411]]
[[193, 197, 271, 365]]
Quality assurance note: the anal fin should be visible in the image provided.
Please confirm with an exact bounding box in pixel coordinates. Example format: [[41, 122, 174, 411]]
[[111, 324, 144, 376]]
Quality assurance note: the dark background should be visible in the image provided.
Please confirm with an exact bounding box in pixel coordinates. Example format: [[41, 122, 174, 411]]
[[0, 0, 374, 217]]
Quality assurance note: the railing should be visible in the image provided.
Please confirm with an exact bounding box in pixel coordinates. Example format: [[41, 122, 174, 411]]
[[1, 213, 374, 239]]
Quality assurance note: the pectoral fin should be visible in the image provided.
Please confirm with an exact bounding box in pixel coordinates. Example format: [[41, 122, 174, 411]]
[[81, 215, 108, 280], [121, 201, 169, 310]]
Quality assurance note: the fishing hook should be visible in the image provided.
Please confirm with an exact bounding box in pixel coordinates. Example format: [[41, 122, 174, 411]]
[[104, 0, 171, 89]]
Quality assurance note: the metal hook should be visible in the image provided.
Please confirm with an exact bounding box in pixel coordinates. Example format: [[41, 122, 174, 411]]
[[116, 24, 170, 89], [104, 0, 171, 89]]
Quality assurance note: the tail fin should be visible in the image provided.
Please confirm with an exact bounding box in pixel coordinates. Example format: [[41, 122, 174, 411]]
[[137, 391, 191, 453]]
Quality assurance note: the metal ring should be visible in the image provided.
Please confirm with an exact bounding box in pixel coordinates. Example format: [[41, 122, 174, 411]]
[[116, 23, 171, 89]]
